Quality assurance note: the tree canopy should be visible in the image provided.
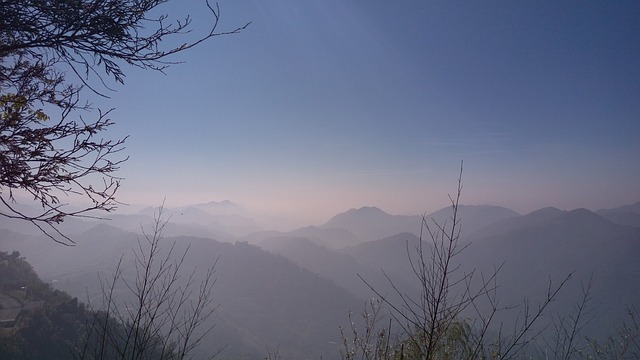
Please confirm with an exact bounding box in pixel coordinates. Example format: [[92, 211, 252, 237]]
[[0, 0, 249, 244]]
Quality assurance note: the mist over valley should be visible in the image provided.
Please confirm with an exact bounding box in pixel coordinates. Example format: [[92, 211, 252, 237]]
[[1, 199, 638, 359], [1, 1, 638, 358]]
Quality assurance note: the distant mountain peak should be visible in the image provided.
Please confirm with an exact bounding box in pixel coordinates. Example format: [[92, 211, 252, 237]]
[[320, 206, 422, 243], [598, 201, 640, 215], [596, 201, 640, 227], [525, 207, 565, 218], [562, 207, 613, 225], [190, 199, 244, 216], [346, 206, 388, 215], [81, 222, 130, 236], [200, 199, 235, 207], [326, 206, 394, 225], [567, 207, 593, 215]]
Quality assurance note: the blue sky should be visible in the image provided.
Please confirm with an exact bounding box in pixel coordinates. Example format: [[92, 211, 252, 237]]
[[94, 0, 639, 226]]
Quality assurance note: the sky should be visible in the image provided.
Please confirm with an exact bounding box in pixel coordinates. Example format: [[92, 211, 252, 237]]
[[88, 0, 639, 227]]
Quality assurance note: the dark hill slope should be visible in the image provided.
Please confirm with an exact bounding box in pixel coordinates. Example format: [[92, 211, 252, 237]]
[[322, 206, 421, 242], [258, 236, 367, 295], [182, 238, 362, 359], [425, 204, 520, 238], [339, 232, 426, 302], [258, 235, 417, 300], [470, 207, 565, 239], [0, 226, 362, 359], [458, 208, 640, 339], [597, 201, 640, 227]]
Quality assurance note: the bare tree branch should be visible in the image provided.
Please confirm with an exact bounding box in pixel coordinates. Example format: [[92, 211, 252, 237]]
[[1, 1, 249, 243], [76, 204, 219, 359]]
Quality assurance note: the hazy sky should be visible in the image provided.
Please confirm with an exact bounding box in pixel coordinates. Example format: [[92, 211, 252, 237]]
[[92, 0, 639, 226]]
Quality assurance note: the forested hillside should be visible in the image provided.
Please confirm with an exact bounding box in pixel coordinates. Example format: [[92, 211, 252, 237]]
[[0, 251, 91, 359]]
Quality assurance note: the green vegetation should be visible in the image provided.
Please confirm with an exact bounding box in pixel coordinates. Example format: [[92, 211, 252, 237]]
[[0, 250, 92, 359], [0, 251, 183, 360]]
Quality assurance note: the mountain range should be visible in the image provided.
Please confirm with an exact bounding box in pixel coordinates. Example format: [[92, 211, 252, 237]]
[[1, 200, 638, 358]]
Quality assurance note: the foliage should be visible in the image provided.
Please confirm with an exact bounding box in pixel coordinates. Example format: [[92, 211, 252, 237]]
[[0, 0, 249, 244], [340, 299, 394, 360], [0, 250, 95, 359], [0, 250, 37, 290], [585, 306, 640, 360]]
